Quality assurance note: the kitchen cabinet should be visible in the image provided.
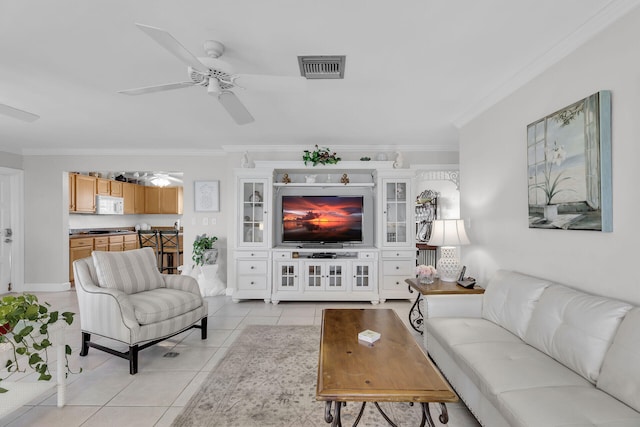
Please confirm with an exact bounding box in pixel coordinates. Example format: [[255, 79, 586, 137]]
[[134, 184, 145, 214], [124, 234, 137, 251], [69, 173, 76, 211], [144, 187, 161, 213], [108, 235, 124, 252], [110, 181, 123, 197], [69, 237, 93, 283], [73, 174, 96, 213], [93, 237, 108, 252], [144, 186, 183, 214], [69, 233, 139, 283], [123, 183, 135, 214], [96, 178, 110, 195], [160, 187, 183, 214]]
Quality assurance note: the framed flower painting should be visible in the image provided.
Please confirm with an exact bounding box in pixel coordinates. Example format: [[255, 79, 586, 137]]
[[527, 91, 612, 231]]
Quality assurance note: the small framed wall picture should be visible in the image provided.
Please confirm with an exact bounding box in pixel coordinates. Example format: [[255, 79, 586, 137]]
[[194, 180, 220, 212]]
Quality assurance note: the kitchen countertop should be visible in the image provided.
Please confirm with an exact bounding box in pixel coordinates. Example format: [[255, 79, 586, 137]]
[[69, 229, 136, 238], [69, 228, 183, 238]]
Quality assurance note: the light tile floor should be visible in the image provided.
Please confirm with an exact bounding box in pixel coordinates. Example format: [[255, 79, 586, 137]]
[[1, 291, 481, 427]]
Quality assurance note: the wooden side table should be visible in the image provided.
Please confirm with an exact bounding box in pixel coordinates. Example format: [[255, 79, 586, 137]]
[[405, 278, 485, 335]]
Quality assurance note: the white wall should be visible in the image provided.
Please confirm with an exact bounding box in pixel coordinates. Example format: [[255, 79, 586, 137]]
[[0, 151, 23, 169], [460, 9, 640, 305]]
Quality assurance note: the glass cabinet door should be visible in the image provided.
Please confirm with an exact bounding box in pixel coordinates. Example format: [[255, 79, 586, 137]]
[[384, 180, 409, 245], [240, 180, 268, 246]]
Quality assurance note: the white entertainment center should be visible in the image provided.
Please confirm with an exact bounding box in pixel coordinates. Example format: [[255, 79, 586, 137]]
[[231, 160, 417, 304]]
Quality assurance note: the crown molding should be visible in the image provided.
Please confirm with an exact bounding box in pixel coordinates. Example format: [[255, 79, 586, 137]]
[[19, 148, 227, 156], [221, 143, 457, 153], [452, 0, 640, 128]]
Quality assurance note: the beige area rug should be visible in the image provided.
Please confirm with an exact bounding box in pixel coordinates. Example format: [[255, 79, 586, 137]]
[[171, 325, 449, 427]]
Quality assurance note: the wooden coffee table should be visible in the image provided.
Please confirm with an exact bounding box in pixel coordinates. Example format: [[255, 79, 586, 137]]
[[316, 308, 458, 427]]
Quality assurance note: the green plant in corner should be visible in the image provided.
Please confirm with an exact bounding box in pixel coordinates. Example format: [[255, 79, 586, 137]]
[[192, 234, 219, 266], [0, 293, 80, 393], [302, 145, 341, 166]]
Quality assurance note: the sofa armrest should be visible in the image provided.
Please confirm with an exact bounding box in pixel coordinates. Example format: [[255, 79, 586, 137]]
[[74, 281, 139, 330], [73, 258, 140, 341], [162, 273, 201, 296], [425, 294, 484, 318]]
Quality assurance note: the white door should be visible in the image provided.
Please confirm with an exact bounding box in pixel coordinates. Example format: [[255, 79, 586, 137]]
[[0, 174, 12, 292]]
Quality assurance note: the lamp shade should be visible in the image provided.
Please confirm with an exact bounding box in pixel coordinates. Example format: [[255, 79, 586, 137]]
[[427, 219, 470, 247]]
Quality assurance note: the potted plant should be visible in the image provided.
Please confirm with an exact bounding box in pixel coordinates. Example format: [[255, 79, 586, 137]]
[[0, 293, 79, 393], [192, 234, 219, 266], [302, 145, 341, 166]]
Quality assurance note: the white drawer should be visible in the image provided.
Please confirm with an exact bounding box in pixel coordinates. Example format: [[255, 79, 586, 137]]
[[382, 250, 415, 259], [382, 259, 414, 276], [235, 250, 269, 259], [237, 275, 268, 290], [382, 275, 411, 290], [273, 251, 291, 259], [237, 260, 268, 275], [358, 251, 378, 260]]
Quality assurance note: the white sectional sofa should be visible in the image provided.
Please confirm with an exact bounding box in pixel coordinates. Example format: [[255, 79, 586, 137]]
[[424, 270, 640, 427]]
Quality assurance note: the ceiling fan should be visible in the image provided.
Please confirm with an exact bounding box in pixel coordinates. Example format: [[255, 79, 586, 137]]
[[0, 103, 39, 122], [118, 23, 305, 125]]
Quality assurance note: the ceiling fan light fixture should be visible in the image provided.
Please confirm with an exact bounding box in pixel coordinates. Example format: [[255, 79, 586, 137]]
[[207, 78, 222, 95]]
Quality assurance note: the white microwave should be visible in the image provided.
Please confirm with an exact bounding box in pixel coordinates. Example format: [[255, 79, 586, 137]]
[[95, 195, 124, 215]]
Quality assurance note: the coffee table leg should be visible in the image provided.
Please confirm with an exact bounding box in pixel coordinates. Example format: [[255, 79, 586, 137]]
[[420, 403, 449, 427], [324, 401, 343, 427], [438, 403, 449, 424]]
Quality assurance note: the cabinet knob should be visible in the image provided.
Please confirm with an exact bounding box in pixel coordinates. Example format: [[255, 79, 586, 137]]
[[250, 281, 255, 285], [395, 266, 399, 270], [250, 266, 255, 269]]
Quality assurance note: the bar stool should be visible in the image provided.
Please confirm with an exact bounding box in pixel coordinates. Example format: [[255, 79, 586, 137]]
[[138, 230, 161, 270], [159, 230, 182, 274]]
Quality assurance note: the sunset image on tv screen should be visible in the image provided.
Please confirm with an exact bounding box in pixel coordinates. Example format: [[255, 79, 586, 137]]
[[282, 196, 363, 242]]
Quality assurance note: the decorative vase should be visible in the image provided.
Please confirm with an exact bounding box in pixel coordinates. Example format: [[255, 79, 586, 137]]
[[543, 204, 558, 220], [202, 248, 218, 265], [419, 273, 435, 285]]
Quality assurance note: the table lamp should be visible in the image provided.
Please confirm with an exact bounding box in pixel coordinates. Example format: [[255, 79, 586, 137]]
[[427, 219, 470, 282]]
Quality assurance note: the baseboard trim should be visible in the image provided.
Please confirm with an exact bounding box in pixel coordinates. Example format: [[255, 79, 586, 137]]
[[22, 282, 72, 292]]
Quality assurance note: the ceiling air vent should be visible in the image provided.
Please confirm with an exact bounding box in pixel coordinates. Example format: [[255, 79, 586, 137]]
[[298, 55, 346, 79]]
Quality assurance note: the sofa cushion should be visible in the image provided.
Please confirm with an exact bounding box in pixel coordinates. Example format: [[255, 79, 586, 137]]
[[597, 307, 640, 412], [128, 288, 203, 325], [498, 385, 640, 427], [92, 247, 164, 294], [481, 270, 552, 340], [524, 285, 632, 384]]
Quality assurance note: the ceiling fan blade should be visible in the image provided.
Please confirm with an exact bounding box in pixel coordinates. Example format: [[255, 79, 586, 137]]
[[216, 91, 254, 125], [135, 23, 206, 71], [0, 103, 39, 122], [232, 74, 307, 92], [118, 82, 197, 95]]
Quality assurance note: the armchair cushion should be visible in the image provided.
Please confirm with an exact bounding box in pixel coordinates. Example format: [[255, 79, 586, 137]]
[[92, 247, 164, 294], [128, 288, 203, 325]]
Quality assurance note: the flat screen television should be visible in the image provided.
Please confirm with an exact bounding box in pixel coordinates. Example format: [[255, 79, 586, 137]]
[[282, 195, 363, 243]]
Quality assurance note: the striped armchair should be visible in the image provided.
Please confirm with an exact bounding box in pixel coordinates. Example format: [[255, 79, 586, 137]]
[[73, 247, 208, 374]]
